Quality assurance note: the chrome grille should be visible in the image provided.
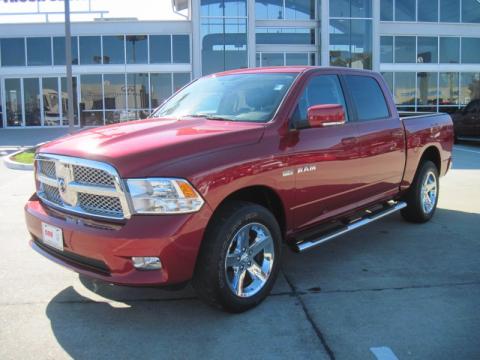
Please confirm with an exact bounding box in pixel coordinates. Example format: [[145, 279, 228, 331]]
[[35, 154, 131, 220], [73, 165, 115, 186]]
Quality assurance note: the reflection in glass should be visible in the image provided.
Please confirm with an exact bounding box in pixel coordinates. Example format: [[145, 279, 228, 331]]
[[151, 73, 172, 109], [417, 37, 438, 63], [381, 0, 393, 21], [0, 86, 3, 128], [394, 36, 415, 63], [395, 0, 415, 21], [262, 53, 284, 66], [255, 0, 283, 19], [5, 79, 22, 127], [439, 72, 459, 106], [329, 19, 372, 69], [330, 0, 372, 18], [380, 36, 393, 63], [394, 72, 416, 106], [126, 35, 148, 64], [417, 72, 438, 109], [103, 36, 125, 64], [53, 37, 79, 65], [42, 78, 61, 126], [462, 0, 480, 23], [440, 37, 459, 63], [285, 0, 315, 20], [80, 74, 103, 126], [61, 77, 78, 126], [80, 36, 101, 65], [150, 35, 171, 63], [417, 0, 437, 22], [127, 73, 150, 119], [173, 73, 191, 92], [24, 78, 41, 126], [172, 35, 190, 63], [103, 74, 126, 124], [286, 53, 310, 65], [460, 73, 480, 105], [256, 27, 315, 45], [440, 0, 460, 22], [202, 18, 247, 75], [381, 72, 394, 94], [27, 38, 52, 66], [1, 38, 25, 67], [461, 38, 480, 64], [201, 0, 246, 17]]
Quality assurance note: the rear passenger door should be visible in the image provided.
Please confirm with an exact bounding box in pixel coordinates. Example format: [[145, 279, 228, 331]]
[[342, 74, 406, 202]]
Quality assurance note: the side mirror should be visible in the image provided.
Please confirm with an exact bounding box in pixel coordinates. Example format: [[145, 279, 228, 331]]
[[307, 104, 346, 128]]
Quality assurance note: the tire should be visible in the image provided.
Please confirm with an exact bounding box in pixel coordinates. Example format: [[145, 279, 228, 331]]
[[192, 201, 282, 313], [401, 160, 439, 223]]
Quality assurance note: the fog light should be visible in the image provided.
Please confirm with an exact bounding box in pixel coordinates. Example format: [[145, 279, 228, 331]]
[[132, 257, 162, 270]]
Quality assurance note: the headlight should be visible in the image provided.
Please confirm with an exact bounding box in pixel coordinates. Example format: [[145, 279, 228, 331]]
[[126, 178, 204, 214]]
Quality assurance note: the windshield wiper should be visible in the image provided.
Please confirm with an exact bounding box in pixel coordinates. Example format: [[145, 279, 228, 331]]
[[182, 114, 236, 121]]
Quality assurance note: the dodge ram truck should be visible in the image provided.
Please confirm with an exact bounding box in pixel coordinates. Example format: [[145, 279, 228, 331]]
[[25, 67, 453, 312]]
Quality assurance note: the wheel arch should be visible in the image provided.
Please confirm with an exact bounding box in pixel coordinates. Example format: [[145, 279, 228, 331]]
[[419, 145, 441, 173]]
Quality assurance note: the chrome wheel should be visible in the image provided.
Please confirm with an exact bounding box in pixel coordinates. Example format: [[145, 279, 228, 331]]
[[224, 222, 275, 298], [421, 171, 437, 214]]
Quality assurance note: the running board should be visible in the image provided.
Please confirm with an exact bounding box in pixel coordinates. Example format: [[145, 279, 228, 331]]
[[293, 201, 407, 253]]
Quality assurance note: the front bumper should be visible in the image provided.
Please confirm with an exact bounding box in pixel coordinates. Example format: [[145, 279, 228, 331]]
[[25, 194, 212, 286]]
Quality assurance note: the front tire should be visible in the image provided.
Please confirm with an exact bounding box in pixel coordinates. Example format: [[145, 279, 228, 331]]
[[192, 201, 282, 313], [401, 160, 439, 223]]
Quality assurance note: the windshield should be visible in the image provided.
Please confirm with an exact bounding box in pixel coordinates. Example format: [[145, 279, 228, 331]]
[[151, 73, 298, 123]]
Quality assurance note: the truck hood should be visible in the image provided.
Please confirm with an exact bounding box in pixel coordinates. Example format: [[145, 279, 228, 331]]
[[39, 117, 265, 177]]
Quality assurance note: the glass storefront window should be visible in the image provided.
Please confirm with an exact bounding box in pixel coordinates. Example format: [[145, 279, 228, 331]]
[[53, 37, 79, 65], [285, 0, 315, 20], [126, 35, 148, 64], [417, 0, 438, 22], [0, 86, 3, 128], [330, 0, 372, 18], [173, 73, 191, 92], [381, 0, 393, 21], [1, 38, 25, 67], [256, 0, 283, 19], [27, 38, 52, 66], [380, 36, 393, 63], [127, 73, 149, 119], [462, 0, 480, 23], [417, 37, 438, 63], [172, 35, 190, 63], [394, 36, 416, 63], [381, 72, 394, 94], [440, 37, 460, 63], [202, 0, 246, 17], [150, 35, 171, 63], [394, 72, 416, 106], [439, 72, 459, 106], [42, 78, 61, 126], [395, 0, 415, 21], [262, 53, 284, 66], [5, 79, 22, 127], [150, 73, 172, 109], [24, 78, 41, 126], [330, 19, 372, 69], [460, 73, 480, 105], [286, 53, 310, 65], [80, 74, 103, 126], [440, 0, 460, 22], [80, 36, 102, 65], [102, 36, 125, 65], [417, 72, 438, 108], [461, 38, 480, 63], [61, 76, 79, 126], [103, 74, 126, 124], [256, 27, 315, 45]]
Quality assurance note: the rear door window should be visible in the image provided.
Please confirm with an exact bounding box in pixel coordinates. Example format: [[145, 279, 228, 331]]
[[293, 74, 348, 128], [344, 75, 390, 121]]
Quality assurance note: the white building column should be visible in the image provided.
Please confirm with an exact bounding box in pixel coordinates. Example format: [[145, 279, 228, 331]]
[[372, 0, 381, 72], [320, 0, 329, 66], [247, 0, 256, 68], [191, 0, 202, 78]]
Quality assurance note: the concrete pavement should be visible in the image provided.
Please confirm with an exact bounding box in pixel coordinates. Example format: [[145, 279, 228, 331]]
[[0, 145, 479, 360]]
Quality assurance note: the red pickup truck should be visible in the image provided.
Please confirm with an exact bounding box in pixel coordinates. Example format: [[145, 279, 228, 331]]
[[25, 67, 453, 312]]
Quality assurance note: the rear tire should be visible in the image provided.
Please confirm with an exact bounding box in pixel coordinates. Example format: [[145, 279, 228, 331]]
[[401, 160, 439, 223], [192, 201, 282, 313]]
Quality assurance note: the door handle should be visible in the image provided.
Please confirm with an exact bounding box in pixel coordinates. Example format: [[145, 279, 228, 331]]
[[341, 137, 358, 146]]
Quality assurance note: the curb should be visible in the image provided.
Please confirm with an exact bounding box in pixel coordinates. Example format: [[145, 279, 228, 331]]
[[2, 148, 34, 171]]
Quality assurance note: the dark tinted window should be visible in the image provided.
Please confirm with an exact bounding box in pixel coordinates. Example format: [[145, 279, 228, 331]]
[[440, 0, 460, 22], [79, 36, 101, 64], [345, 75, 390, 121], [461, 38, 480, 63], [27, 37, 52, 66], [53, 36, 78, 65], [440, 37, 460, 63], [126, 35, 148, 64], [172, 35, 190, 63], [102, 36, 125, 64], [1, 38, 25, 67], [293, 75, 348, 128], [150, 35, 171, 63]]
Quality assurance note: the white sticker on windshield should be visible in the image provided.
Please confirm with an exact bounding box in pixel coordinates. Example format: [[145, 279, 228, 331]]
[[274, 84, 285, 91]]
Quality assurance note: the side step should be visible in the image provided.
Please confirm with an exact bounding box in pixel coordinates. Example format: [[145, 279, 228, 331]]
[[293, 201, 407, 253]]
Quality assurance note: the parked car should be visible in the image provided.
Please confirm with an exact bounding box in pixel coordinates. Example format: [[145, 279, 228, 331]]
[[25, 67, 453, 312], [452, 99, 480, 141]]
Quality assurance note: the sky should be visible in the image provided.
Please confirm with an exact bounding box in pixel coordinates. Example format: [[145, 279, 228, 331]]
[[0, 0, 187, 24]]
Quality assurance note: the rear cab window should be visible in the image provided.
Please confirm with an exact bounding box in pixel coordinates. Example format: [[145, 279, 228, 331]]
[[344, 75, 390, 121]]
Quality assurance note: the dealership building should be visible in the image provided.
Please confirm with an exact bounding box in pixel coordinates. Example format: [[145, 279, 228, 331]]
[[0, 0, 479, 129]]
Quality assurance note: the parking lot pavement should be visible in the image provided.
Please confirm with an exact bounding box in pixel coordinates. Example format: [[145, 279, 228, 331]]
[[0, 144, 479, 360]]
